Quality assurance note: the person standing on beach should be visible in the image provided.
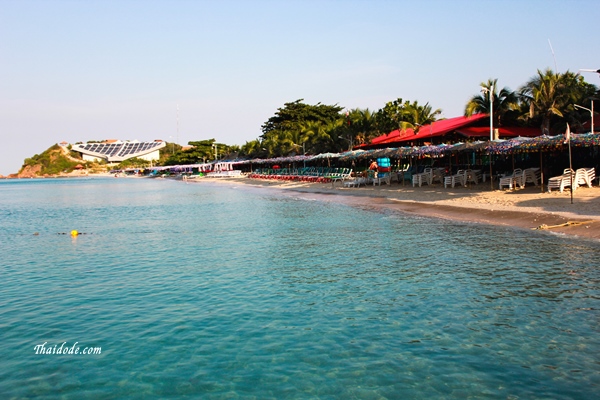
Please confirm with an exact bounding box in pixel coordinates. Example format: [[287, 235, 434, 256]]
[[369, 160, 378, 178]]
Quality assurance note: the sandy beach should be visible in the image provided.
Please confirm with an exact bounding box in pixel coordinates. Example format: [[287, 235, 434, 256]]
[[195, 176, 600, 241]]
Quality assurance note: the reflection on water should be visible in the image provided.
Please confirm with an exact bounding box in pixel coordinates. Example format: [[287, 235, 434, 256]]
[[1, 178, 599, 399]]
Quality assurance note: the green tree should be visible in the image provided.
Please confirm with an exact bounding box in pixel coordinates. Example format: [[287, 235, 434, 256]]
[[21, 144, 80, 175], [518, 69, 596, 135], [373, 98, 442, 135], [398, 100, 442, 133], [374, 98, 404, 134], [162, 139, 232, 165], [117, 157, 150, 169], [300, 119, 345, 154], [345, 108, 377, 146], [240, 139, 264, 158], [158, 142, 182, 163], [261, 99, 343, 138], [464, 78, 519, 127], [259, 99, 344, 156]]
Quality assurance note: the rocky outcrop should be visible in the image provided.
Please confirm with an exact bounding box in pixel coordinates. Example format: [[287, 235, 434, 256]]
[[18, 164, 42, 178]]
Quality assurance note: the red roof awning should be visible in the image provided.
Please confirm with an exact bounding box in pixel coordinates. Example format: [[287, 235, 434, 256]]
[[455, 126, 541, 138], [369, 114, 488, 146]]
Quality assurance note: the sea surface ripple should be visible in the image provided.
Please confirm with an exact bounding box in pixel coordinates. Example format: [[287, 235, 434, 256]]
[[0, 177, 599, 399]]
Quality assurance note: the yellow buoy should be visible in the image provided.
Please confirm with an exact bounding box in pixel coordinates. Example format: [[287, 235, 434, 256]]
[[70, 230, 79, 236]]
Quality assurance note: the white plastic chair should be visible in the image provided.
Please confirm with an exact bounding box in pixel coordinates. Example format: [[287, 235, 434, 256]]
[[523, 168, 540, 187], [499, 169, 523, 190], [444, 170, 467, 188]]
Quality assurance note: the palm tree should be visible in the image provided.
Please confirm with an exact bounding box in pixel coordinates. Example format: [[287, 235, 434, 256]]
[[518, 69, 583, 135], [279, 129, 305, 156], [324, 118, 345, 152], [398, 100, 442, 133], [299, 121, 325, 154], [300, 119, 345, 154], [346, 108, 376, 145], [240, 139, 263, 158], [464, 79, 519, 128], [375, 99, 441, 134]]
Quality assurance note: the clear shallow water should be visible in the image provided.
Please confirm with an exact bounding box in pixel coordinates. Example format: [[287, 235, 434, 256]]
[[1, 177, 599, 399]]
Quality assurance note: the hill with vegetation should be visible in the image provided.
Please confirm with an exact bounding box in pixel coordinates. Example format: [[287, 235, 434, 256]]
[[16, 144, 105, 178]]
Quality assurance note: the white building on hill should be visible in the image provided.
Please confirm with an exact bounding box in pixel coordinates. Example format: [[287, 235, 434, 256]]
[[71, 140, 166, 163]]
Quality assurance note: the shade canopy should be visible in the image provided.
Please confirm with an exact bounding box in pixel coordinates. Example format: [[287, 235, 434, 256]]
[[369, 114, 488, 146], [455, 126, 540, 138], [366, 114, 542, 148]]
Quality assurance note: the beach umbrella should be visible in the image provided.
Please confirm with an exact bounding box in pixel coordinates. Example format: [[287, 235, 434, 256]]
[[338, 149, 366, 162], [446, 141, 486, 153]]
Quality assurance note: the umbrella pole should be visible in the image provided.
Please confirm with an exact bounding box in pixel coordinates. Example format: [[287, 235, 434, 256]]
[[539, 151, 544, 193], [399, 156, 403, 186], [466, 151, 471, 188], [569, 139, 574, 204], [404, 157, 409, 186], [489, 153, 494, 191]]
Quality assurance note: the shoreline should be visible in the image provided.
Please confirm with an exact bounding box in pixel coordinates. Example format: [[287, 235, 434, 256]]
[[5, 172, 599, 240], [193, 176, 600, 241]]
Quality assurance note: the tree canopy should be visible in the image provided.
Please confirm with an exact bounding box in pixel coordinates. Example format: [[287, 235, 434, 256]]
[[161, 140, 239, 166], [252, 99, 347, 157], [260, 99, 343, 137], [464, 78, 520, 127], [519, 69, 597, 135]]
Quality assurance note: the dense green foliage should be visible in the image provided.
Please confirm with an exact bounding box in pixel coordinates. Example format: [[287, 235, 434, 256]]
[[519, 69, 597, 134], [375, 98, 442, 134], [116, 157, 150, 169], [237, 98, 444, 158], [465, 71, 598, 134], [162, 140, 240, 165], [22, 144, 81, 175], [158, 142, 183, 165], [253, 99, 346, 157]]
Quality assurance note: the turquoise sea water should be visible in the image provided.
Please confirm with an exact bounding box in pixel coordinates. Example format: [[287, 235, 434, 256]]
[[1, 177, 599, 399]]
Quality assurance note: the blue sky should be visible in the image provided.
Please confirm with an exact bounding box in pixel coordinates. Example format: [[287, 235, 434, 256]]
[[1, 0, 598, 175]]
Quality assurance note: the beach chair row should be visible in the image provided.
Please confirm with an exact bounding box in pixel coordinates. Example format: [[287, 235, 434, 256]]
[[498, 168, 541, 190], [247, 167, 353, 183], [442, 169, 482, 188], [343, 172, 393, 187], [547, 168, 595, 193]]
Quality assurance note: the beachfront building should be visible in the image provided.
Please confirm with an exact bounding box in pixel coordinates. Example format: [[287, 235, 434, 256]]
[[71, 140, 166, 163]]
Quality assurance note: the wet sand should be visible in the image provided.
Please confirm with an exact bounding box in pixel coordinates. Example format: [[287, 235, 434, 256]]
[[194, 176, 600, 241]]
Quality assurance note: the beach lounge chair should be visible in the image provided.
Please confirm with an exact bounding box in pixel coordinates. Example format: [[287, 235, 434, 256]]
[[444, 170, 467, 188], [547, 169, 574, 192], [343, 176, 367, 188], [399, 166, 415, 184], [412, 168, 432, 187], [328, 168, 353, 186], [499, 169, 523, 190], [466, 169, 482, 185], [431, 168, 445, 184], [373, 172, 391, 186], [523, 168, 541, 187], [574, 168, 595, 189]]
